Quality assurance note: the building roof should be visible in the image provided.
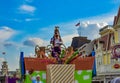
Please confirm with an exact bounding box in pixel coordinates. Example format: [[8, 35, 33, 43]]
[[24, 57, 56, 71], [70, 57, 95, 70], [71, 36, 91, 51], [99, 25, 113, 33], [24, 56, 95, 71]]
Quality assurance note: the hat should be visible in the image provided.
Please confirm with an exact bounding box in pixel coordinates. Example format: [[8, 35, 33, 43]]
[[36, 75, 40, 77]]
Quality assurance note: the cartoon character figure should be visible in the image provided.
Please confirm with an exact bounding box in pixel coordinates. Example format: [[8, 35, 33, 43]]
[[50, 26, 63, 58]]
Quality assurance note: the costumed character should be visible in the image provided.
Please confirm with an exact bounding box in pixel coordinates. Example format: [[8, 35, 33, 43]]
[[50, 26, 63, 58]]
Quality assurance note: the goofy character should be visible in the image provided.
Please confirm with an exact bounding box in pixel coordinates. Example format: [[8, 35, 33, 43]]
[[50, 26, 63, 58]]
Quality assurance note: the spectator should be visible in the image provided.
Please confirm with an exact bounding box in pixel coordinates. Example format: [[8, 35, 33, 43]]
[[34, 75, 42, 83], [8, 73, 19, 83], [110, 77, 120, 83]]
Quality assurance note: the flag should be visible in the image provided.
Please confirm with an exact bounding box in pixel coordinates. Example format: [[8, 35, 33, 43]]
[[75, 22, 80, 26]]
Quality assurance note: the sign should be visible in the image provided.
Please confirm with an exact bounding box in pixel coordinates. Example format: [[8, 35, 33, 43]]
[[112, 45, 120, 58]]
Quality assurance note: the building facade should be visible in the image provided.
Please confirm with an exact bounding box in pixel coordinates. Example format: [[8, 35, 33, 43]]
[[93, 7, 120, 83], [0, 61, 21, 83]]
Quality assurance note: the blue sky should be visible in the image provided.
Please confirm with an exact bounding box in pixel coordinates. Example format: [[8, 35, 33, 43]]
[[0, 0, 120, 70]]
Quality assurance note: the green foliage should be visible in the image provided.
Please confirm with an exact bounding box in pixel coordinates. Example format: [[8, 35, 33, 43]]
[[65, 51, 79, 64], [60, 50, 65, 58]]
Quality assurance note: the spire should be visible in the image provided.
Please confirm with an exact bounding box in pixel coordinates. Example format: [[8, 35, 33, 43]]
[[113, 7, 120, 26], [117, 6, 120, 20]]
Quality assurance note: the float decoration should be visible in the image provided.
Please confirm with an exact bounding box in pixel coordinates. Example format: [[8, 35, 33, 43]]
[[112, 45, 120, 59], [20, 26, 95, 83]]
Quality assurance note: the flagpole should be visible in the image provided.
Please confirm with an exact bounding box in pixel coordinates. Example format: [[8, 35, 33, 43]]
[[79, 22, 81, 37], [75, 21, 81, 36]]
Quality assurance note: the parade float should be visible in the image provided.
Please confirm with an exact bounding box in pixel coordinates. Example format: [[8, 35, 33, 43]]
[[20, 26, 95, 83]]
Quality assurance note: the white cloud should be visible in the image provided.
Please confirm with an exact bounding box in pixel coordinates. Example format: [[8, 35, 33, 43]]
[[0, 26, 16, 42], [111, 0, 120, 4], [62, 34, 79, 46], [3, 42, 21, 49], [25, 18, 40, 22], [13, 19, 22, 22], [19, 4, 36, 13], [77, 22, 108, 40], [25, 18, 33, 21], [3, 42, 14, 47], [13, 18, 40, 22], [0, 58, 5, 62], [77, 14, 114, 25], [23, 37, 47, 47]]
